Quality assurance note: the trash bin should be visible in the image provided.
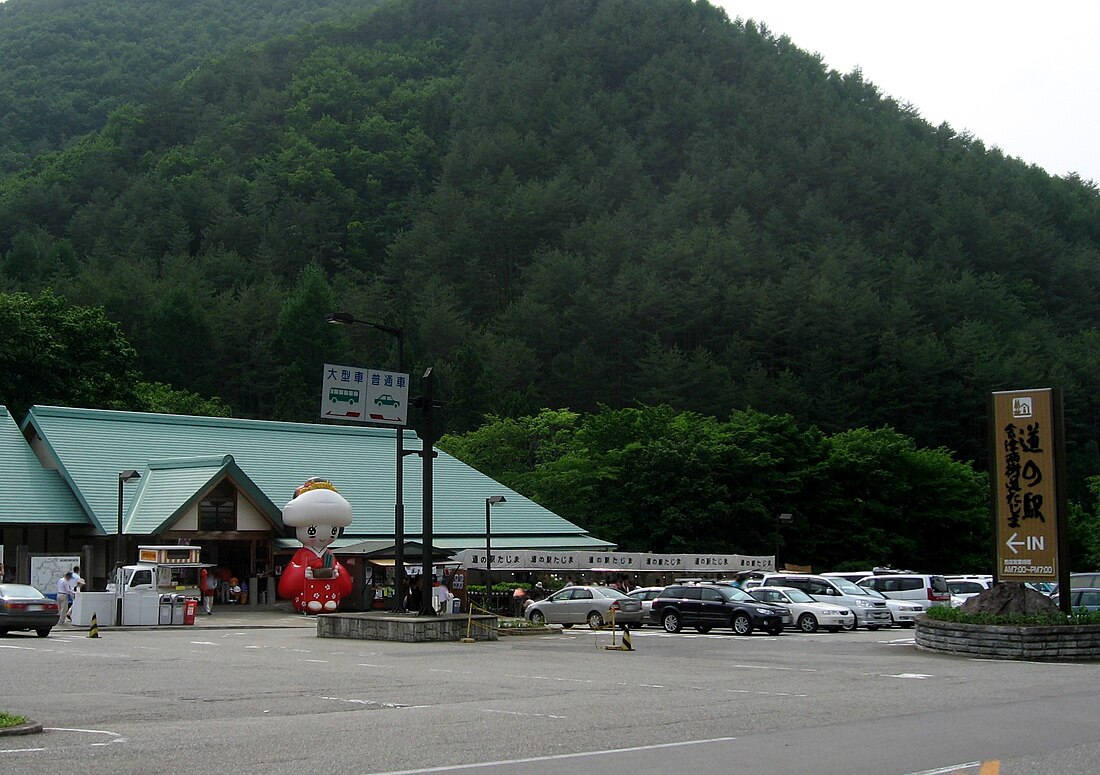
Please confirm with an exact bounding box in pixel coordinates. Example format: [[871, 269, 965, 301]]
[[159, 594, 175, 625], [171, 594, 188, 625], [183, 598, 198, 625]]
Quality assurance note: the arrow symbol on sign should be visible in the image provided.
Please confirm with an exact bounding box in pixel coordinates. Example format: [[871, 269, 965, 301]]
[[1006, 532, 1025, 554]]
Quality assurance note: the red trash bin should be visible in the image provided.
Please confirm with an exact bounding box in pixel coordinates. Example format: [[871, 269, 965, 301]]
[[184, 598, 198, 625]]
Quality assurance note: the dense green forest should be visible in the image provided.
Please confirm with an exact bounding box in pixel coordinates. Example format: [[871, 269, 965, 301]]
[[0, 0, 376, 174], [3, 0, 1100, 565]]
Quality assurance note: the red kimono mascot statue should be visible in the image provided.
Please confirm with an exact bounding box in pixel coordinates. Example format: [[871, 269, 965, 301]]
[[278, 477, 354, 613]]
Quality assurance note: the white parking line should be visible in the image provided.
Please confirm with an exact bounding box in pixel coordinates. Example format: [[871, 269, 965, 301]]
[[481, 709, 567, 720], [320, 696, 427, 709], [902, 763, 981, 775], [882, 673, 933, 679], [370, 736, 739, 774]]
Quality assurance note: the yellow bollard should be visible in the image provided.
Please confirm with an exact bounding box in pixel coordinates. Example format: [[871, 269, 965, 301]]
[[602, 608, 632, 651]]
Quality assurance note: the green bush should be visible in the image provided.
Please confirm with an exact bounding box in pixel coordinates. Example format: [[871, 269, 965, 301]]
[[0, 713, 27, 729], [926, 606, 1100, 627]]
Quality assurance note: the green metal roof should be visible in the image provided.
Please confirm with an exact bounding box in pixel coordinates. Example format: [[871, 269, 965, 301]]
[[23, 406, 602, 543], [125, 455, 283, 535], [0, 406, 87, 525]]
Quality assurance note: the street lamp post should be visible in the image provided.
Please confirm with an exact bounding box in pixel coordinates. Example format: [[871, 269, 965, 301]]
[[485, 496, 507, 611], [326, 312, 408, 611], [116, 469, 141, 625], [775, 512, 793, 572]]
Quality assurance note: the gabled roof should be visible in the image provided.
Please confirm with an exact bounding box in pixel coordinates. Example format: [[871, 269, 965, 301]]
[[125, 455, 283, 535], [22, 405, 610, 547], [0, 406, 87, 525]]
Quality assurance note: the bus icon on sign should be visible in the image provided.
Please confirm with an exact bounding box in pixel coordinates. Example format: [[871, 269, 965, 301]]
[[329, 387, 360, 405], [1012, 397, 1033, 419]]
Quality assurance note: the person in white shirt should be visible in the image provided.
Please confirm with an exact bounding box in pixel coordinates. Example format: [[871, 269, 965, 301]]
[[56, 571, 74, 624], [432, 576, 453, 613]]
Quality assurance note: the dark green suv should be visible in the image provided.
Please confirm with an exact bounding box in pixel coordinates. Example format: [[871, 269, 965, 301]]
[[649, 584, 789, 635]]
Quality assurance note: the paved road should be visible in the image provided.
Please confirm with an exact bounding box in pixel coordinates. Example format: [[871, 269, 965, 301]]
[[2, 621, 1098, 775]]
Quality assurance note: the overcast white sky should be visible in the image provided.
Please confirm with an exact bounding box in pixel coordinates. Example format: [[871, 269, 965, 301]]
[[718, 1, 1100, 184]]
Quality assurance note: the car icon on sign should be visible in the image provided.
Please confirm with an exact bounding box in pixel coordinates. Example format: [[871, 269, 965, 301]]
[[374, 394, 400, 407]]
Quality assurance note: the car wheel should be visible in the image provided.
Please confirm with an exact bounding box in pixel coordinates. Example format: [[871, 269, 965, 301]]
[[661, 609, 682, 633], [841, 618, 857, 631], [797, 613, 819, 633], [587, 611, 605, 629], [694, 625, 712, 634], [529, 610, 546, 625], [732, 613, 754, 635], [36, 628, 51, 638]]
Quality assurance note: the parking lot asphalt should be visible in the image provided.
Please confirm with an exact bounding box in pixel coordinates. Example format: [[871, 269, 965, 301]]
[[7, 619, 1100, 775]]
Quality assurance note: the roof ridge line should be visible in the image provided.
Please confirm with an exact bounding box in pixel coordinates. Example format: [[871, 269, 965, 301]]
[[28, 405, 417, 439], [147, 454, 234, 469]]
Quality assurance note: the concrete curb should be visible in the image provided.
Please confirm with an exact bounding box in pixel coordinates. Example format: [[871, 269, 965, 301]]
[[496, 625, 560, 636], [0, 719, 43, 737]]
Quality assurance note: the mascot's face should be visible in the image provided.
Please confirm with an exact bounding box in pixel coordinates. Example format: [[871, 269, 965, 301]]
[[296, 523, 340, 551]]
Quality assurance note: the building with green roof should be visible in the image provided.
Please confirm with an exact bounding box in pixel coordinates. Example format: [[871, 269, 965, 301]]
[[3, 405, 611, 589]]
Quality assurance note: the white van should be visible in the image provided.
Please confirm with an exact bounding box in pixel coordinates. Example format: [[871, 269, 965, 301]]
[[856, 574, 951, 611], [761, 573, 892, 630]]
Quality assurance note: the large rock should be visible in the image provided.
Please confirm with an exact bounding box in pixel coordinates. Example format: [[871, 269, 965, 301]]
[[960, 581, 1059, 616]]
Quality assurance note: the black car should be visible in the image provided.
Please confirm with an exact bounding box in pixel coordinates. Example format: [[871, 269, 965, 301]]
[[649, 584, 790, 635]]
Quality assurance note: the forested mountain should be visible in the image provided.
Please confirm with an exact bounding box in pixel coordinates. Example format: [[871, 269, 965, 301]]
[[3, 0, 1100, 503], [0, 0, 376, 173]]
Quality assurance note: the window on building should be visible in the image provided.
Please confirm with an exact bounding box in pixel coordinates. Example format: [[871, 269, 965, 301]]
[[199, 480, 236, 532]]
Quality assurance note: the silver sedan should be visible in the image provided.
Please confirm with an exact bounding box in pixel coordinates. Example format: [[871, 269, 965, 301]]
[[525, 585, 643, 628], [749, 586, 855, 633]]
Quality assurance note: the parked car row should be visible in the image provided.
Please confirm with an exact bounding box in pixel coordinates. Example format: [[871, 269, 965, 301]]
[[522, 571, 1100, 634]]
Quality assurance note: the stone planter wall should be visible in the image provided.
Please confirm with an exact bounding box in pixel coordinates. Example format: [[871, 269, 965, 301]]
[[316, 612, 498, 642], [916, 618, 1100, 661]]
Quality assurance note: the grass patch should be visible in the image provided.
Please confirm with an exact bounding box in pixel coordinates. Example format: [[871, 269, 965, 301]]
[[926, 606, 1100, 627], [0, 713, 27, 729]]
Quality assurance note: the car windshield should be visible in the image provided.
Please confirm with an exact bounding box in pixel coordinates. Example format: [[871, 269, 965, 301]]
[[596, 588, 629, 599], [0, 584, 46, 599], [861, 587, 888, 600], [720, 587, 754, 602], [833, 578, 873, 596], [780, 588, 814, 603]]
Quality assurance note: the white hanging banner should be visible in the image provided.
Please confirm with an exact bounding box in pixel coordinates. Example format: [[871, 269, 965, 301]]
[[454, 549, 774, 573]]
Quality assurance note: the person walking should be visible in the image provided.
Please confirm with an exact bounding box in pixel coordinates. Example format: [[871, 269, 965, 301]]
[[200, 567, 217, 614], [56, 571, 74, 625], [432, 576, 453, 613]]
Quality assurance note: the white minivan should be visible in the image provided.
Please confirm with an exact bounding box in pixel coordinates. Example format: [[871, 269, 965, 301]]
[[857, 574, 952, 611], [760, 573, 892, 630]]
